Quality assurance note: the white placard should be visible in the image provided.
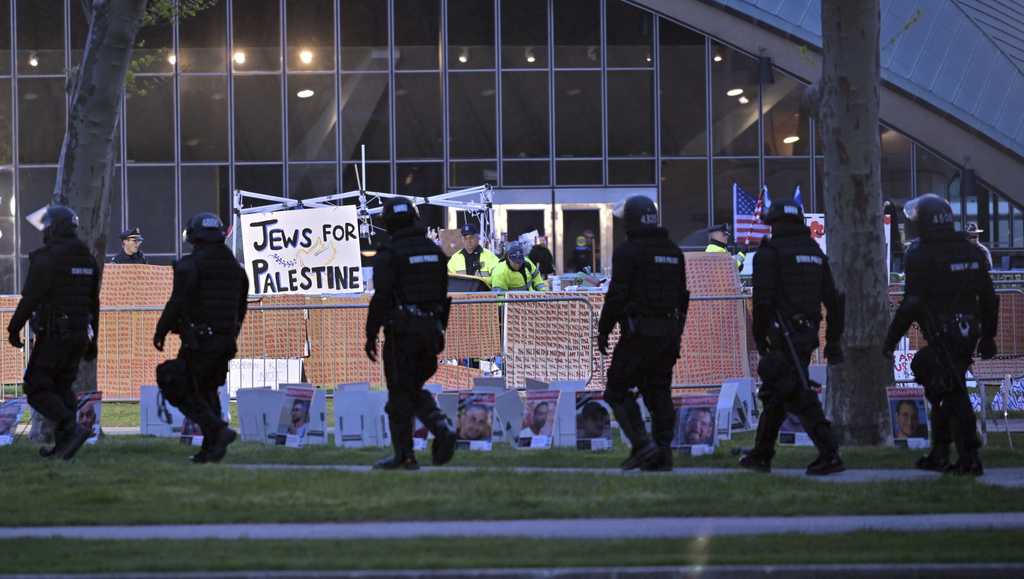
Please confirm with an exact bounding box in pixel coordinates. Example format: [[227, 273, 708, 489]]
[[469, 440, 492, 451], [227, 358, 303, 397], [241, 206, 364, 296], [285, 434, 303, 448]]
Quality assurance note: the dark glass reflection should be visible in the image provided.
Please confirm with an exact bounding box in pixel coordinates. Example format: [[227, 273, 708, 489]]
[[448, 0, 495, 70], [179, 0, 227, 72], [660, 20, 706, 156], [126, 79, 175, 163], [450, 161, 497, 187], [290, 164, 338, 199], [341, 0, 389, 71], [764, 158, 809, 205], [763, 72, 809, 156], [501, 0, 546, 69], [127, 167, 176, 254], [181, 76, 229, 162], [607, 71, 653, 156], [16, 0, 63, 75], [395, 0, 441, 70], [342, 162, 390, 192], [881, 126, 912, 203], [503, 161, 549, 187], [555, 71, 601, 157], [449, 72, 496, 158], [235, 75, 283, 161], [0, 80, 11, 165], [18, 78, 65, 164], [236, 164, 284, 197], [711, 43, 759, 156], [289, 74, 337, 161], [556, 160, 602, 186], [712, 159, 757, 239], [341, 73, 390, 160], [554, 0, 600, 68], [0, 1, 10, 75], [287, 0, 334, 71], [606, 0, 653, 67], [661, 160, 709, 245], [395, 73, 443, 159], [17, 168, 56, 255], [232, 0, 281, 72], [181, 165, 231, 229], [609, 160, 654, 185], [502, 72, 548, 159]]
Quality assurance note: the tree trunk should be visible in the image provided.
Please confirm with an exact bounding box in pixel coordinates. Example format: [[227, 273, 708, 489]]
[[819, 0, 892, 445]]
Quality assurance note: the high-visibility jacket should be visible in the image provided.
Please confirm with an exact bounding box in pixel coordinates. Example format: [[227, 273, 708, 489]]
[[704, 242, 746, 271], [447, 248, 500, 277], [490, 258, 547, 291]]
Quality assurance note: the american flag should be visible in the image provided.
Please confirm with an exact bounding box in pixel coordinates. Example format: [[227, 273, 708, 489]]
[[733, 182, 771, 246]]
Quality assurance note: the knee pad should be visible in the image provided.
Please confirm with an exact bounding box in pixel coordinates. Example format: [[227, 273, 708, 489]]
[[156, 359, 191, 406]]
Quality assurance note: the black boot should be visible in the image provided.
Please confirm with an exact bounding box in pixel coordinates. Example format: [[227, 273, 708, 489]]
[[204, 426, 237, 463], [640, 446, 673, 472], [804, 424, 845, 476], [739, 452, 772, 473], [611, 400, 655, 470], [53, 420, 91, 461], [806, 453, 845, 476], [374, 417, 419, 471], [423, 411, 456, 466], [916, 444, 950, 472]]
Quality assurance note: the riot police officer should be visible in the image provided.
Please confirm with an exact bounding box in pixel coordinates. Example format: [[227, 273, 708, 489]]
[[154, 213, 248, 463], [8, 206, 99, 460], [883, 194, 997, 476], [598, 196, 689, 471], [740, 198, 846, 476], [365, 197, 457, 470]]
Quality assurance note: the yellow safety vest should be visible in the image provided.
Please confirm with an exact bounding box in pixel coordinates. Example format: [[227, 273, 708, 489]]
[[704, 243, 746, 270], [447, 248, 500, 277], [490, 258, 547, 291]]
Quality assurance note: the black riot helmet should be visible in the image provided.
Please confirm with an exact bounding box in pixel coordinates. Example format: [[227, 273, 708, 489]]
[[617, 195, 659, 233], [184, 212, 226, 244], [381, 196, 418, 233], [903, 193, 954, 238], [764, 198, 805, 226], [42, 205, 79, 241]]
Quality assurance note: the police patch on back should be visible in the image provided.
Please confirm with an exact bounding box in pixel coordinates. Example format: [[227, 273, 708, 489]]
[[794, 255, 823, 266], [949, 261, 980, 272], [654, 255, 680, 265], [409, 254, 440, 264], [70, 267, 95, 276]]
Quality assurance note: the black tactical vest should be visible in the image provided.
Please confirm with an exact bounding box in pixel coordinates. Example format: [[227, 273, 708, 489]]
[[627, 230, 685, 315], [389, 229, 447, 306], [188, 244, 245, 333], [462, 248, 482, 276], [765, 234, 827, 321], [40, 237, 97, 321], [905, 234, 988, 323]]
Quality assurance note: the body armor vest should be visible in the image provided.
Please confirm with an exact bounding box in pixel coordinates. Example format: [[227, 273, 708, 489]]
[[389, 230, 447, 306], [765, 234, 827, 321], [188, 244, 245, 333], [627, 231, 685, 315], [39, 237, 97, 323], [905, 235, 989, 344]]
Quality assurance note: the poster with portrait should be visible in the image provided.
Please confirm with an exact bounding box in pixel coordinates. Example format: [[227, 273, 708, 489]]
[[76, 391, 102, 445], [671, 393, 718, 453], [777, 383, 827, 446], [180, 417, 204, 447], [517, 390, 559, 449], [456, 392, 494, 451], [575, 391, 612, 451], [0, 398, 26, 445], [275, 386, 315, 447], [887, 387, 929, 448], [412, 389, 441, 451], [804, 213, 826, 255]]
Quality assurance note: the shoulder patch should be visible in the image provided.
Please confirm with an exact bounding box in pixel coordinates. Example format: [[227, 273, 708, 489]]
[[409, 254, 440, 264], [949, 261, 980, 272], [654, 255, 680, 265], [70, 267, 94, 276], [794, 255, 823, 265]]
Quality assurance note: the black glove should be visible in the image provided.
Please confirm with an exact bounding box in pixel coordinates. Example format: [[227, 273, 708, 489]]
[[978, 336, 997, 360], [598, 334, 610, 357], [153, 332, 165, 352], [824, 341, 844, 365], [364, 336, 378, 363], [84, 340, 98, 361], [7, 330, 23, 349]]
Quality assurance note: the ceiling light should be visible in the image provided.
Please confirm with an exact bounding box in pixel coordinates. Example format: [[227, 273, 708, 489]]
[[726, 88, 744, 97], [299, 49, 313, 65], [713, 55, 723, 63], [645, 55, 652, 63], [783, 136, 800, 144], [28, 54, 38, 67], [167, 54, 176, 65], [738, 96, 749, 104], [233, 51, 246, 65], [458, 54, 468, 64], [526, 55, 536, 63], [297, 89, 315, 99]]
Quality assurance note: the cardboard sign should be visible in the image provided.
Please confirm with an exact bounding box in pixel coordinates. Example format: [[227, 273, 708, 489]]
[[575, 391, 612, 451], [804, 213, 826, 255], [456, 392, 494, 451], [516, 390, 559, 449], [0, 398, 25, 445], [887, 387, 930, 448], [227, 358, 303, 397], [141, 385, 230, 438], [76, 391, 103, 445], [241, 206, 363, 296]]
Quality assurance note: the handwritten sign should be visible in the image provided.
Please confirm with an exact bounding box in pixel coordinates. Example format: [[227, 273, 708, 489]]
[[241, 206, 363, 296]]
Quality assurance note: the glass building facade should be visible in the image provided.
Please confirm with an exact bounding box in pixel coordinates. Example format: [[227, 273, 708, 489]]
[[0, 0, 1021, 289]]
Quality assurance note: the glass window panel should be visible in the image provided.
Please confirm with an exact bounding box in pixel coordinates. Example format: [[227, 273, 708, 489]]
[[661, 160, 708, 245], [814, 157, 825, 214], [764, 158, 809, 205], [712, 159, 757, 235], [503, 160, 549, 186], [916, 146, 958, 198], [395, 73, 443, 159], [341, 0, 389, 71], [17, 168, 56, 254], [133, 16, 174, 73], [342, 162, 390, 192], [0, 171, 13, 256], [395, 0, 441, 70], [991, 194, 1011, 248], [608, 71, 653, 156], [396, 162, 443, 226], [0, 1, 10, 75], [448, 0, 495, 70], [711, 43, 759, 156], [502, 71, 548, 159], [127, 166, 175, 254], [660, 20, 706, 156], [501, 0, 546, 69], [179, 0, 227, 73], [606, 0, 653, 67], [181, 165, 231, 233], [880, 126, 912, 203], [16, 0, 63, 74], [0, 79, 11, 165], [449, 72, 496, 158], [107, 167, 124, 256], [235, 75, 283, 162], [556, 160, 602, 186], [763, 71, 809, 156], [126, 78, 174, 163], [554, 0, 600, 68], [555, 71, 601, 157], [18, 78, 65, 164], [609, 159, 654, 185], [289, 74, 336, 161], [290, 164, 338, 199], [0, 256, 14, 294], [450, 161, 497, 187], [341, 73, 390, 161], [237, 164, 283, 197], [232, 0, 280, 72], [1013, 206, 1023, 249], [180, 76, 228, 162], [287, 0, 334, 71]]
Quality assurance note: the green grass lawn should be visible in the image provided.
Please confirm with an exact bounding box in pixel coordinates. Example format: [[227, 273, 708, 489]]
[[1, 436, 1023, 527], [5, 531, 1024, 574]]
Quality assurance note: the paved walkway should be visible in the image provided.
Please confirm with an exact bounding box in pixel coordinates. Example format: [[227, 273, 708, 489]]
[[234, 463, 1024, 488], [2, 512, 1024, 541]]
